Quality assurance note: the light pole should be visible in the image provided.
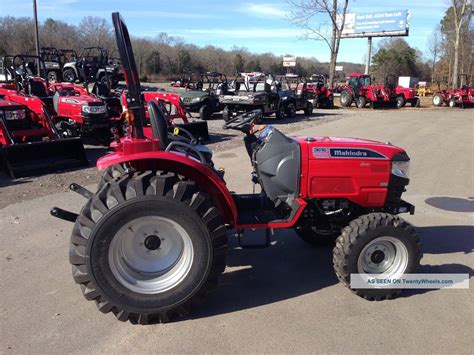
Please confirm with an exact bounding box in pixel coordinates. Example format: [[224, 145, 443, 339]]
[[33, 0, 40, 75]]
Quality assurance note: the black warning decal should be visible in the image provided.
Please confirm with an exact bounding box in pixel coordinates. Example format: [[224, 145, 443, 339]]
[[329, 148, 386, 159]]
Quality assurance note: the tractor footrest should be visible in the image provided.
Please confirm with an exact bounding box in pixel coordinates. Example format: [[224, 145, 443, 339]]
[[237, 228, 273, 249]]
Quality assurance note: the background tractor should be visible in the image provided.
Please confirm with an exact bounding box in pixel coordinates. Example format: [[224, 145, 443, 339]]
[[339, 73, 398, 109], [51, 12, 422, 324], [306, 74, 334, 109]]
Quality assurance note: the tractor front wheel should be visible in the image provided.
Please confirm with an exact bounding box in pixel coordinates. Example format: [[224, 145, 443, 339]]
[[396, 96, 405, 108], [333, 213, 422, 300], [449, 98, 457, 108], [356, 96, 367, 108], [432, 93, 444, 106], [340, 90, 353, 107], [411, 98, 420, 107], [70, 171, 227, 323]]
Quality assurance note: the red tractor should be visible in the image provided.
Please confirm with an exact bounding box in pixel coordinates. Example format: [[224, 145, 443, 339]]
[[432, 75, 474, 108], [340, 74, 398, 109], [51, 13, 422, 324], [0, 94, 87, 178], [306, 74, 334, 108], [1, 55, 113, 143], [391, 76, 420, 108]]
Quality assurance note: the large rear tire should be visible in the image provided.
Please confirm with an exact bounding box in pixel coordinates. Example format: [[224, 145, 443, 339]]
[[286, 103, 296, 118], [333, 213, 422, 300], [70, 171, 227, 324], [304, 102, 314, 116], [340, 90, 353, 107]]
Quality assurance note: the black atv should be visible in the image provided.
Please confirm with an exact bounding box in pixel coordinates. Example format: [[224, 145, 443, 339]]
[[219, 72, 291, 121]]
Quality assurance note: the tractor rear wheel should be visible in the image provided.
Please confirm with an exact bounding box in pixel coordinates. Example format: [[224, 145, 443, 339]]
[[340, 90, 353, 107], [97, 163, 130, 191], [304, 102, 314, 116], [333, 213, 422, 300], [199, 104, 212, 120], [432, 93, 444, 106], [70, 171, 227, 324], [356, 96, 367, 108], [396, 96, 405, 108], [411, 98, 420, 107]]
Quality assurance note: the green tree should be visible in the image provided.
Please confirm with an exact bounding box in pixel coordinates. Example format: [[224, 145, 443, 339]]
[[371, 39, 421, 80]]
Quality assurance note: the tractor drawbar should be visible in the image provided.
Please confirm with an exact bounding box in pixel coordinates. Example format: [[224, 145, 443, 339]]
[[50, 183, 93, 222]]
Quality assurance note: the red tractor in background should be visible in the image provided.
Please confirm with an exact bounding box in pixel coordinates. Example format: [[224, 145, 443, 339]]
[[51, 13, 421, 324], [432, 75, 474, 108], [340, 73, 398, 109], [0, 92, 87, 178], [391, 75, 420, 108], [306, 74, 334, 108], [1, 55, 114, 144]]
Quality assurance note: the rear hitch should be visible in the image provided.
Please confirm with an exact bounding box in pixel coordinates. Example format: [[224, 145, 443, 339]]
[[50, 207, 78, 223], [69, 183, 93, 199]]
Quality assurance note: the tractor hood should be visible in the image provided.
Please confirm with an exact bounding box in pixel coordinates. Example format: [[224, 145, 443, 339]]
[[295, 136, 408, 161]]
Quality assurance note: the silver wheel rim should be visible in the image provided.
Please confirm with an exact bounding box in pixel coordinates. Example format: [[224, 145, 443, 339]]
[[108, 216, 194, 294], [357, 236, 408, 278]]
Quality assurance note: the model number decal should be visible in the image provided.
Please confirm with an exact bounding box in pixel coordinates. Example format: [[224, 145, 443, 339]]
[[329, 148, 386, 159], [312, 147, 329, 158]]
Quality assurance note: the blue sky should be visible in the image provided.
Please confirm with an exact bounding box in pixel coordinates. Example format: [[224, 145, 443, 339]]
[[1, 0, 448, 63]]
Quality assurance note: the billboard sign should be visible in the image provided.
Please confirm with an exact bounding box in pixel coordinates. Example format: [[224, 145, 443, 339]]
[[283, 56, 296, 67], [341, 10, 409, 38]]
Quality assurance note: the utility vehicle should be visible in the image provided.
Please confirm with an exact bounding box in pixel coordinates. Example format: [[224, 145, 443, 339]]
[[340, 74, 398, 109], [62, 47, 124, 87], [219, 72, 289, 121], [168, 72, 228, 120], [432, 75, 473, 108], [275, 74, 314, 117], [51, 13, 422, 324]]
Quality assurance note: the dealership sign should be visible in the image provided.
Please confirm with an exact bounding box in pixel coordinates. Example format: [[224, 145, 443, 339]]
[[340, 10, 409, 38]]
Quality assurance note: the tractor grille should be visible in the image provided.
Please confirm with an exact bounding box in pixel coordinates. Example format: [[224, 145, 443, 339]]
[[83, 113, 109, 128], [181, 96, 192, 104]]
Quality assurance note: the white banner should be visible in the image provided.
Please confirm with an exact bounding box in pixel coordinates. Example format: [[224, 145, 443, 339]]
[[350, 273, 470, 289]]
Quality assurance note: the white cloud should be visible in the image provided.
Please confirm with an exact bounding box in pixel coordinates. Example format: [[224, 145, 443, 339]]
[[239, 3, 288, 18]]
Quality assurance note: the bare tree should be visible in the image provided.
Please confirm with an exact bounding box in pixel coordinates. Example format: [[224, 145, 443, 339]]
[[288, 0, 349, 86], [427, 25, 442, 82], [450, 0, 470, 88]]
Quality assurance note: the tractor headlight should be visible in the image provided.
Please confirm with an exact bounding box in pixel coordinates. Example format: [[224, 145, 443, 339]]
[[191, 97, 201, 103], [4, 109, 26, 120], [391, 161, 410, 178], [82, 105, 107, 114]]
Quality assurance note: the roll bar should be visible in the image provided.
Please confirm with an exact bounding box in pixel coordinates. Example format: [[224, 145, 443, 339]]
[[111, 12, 146, 139]]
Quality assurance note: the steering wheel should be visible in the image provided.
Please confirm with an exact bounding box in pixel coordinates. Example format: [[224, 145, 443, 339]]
[[222, 109, 262, 132]]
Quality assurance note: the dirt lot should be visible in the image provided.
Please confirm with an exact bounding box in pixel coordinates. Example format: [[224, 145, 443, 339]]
[[1, 105, 472, 353]]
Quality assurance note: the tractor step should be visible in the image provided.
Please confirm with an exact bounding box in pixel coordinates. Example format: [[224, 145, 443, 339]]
[[236, 228, 273, 248]]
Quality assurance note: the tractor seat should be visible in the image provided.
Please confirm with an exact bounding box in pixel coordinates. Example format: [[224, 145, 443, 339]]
[[28, 79, 48, 98]]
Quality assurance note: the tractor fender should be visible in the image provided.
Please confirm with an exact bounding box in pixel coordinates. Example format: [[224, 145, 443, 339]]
[[96, 150, 238, 225]]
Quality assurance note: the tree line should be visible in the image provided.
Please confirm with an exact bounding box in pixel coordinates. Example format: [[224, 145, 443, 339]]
[[0, 15, 365, 81]]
